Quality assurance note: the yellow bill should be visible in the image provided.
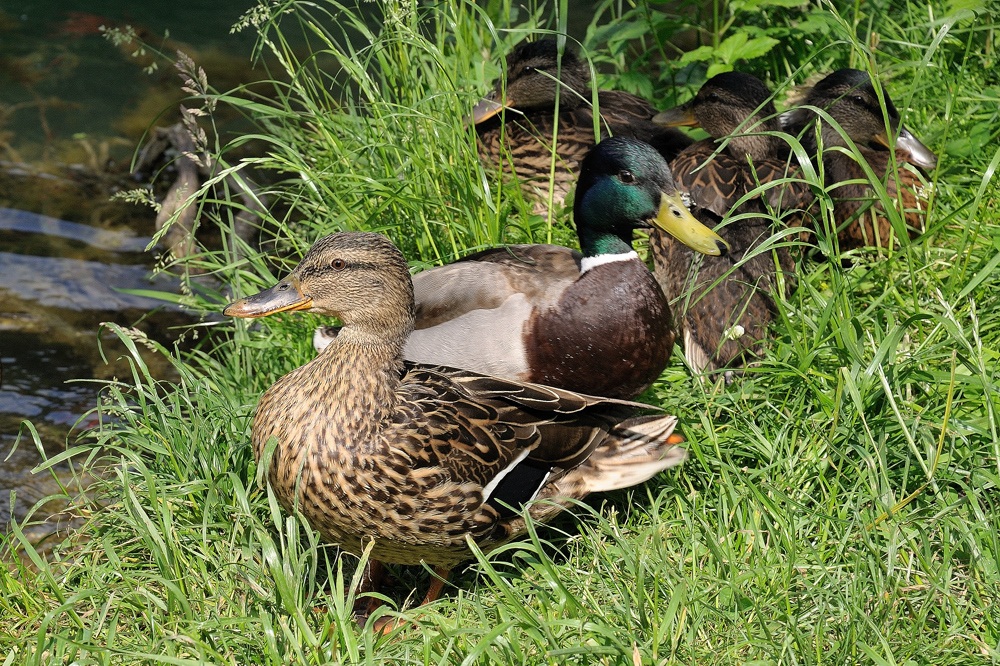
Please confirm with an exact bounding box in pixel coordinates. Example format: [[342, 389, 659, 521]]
[[653, 191, 729, 256]]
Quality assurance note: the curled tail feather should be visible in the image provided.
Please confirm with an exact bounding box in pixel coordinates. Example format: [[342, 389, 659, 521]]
[[578, 414, 686, 493]]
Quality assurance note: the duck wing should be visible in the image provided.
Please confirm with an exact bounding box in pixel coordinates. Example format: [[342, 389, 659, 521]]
[[403, 245, 582, 380], [654, 144, 798, 375], [747, 156, 815, 218], [396, 364, 683, 531], [412, 245, 580, 325], [594, 90, 659, 125], [825, 150, 929, 249]]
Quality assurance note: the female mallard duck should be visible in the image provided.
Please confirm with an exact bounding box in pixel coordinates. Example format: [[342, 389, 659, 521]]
[[650, 71, 812, 375], [224, 231, 686, 621], [473, 37, 692, 206], [782, 68, 937, 251], [314, 137, 726, 399]]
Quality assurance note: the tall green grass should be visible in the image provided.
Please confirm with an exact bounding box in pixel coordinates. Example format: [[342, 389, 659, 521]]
[[2, 0, 999, 663]]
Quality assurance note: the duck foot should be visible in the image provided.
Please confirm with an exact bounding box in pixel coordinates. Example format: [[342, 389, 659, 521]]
[[352, 559, 390, 621], [363, 565, 451, 634]]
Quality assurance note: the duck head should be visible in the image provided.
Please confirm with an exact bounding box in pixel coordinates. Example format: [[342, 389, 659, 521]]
[[575, 137, 728, 256], [472, 38, 591, 124], [224, 232, 415, 340], [654, 71, 782, 162], [785, 68, 937, 170]]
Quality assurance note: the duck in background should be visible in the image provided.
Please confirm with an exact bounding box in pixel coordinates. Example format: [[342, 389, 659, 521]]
[[314, 137, 727, 399], [781, 68, 937, 252], [651, 71, 813, 376], [473, 37, 693, 207], [225, 231, 687, 628]]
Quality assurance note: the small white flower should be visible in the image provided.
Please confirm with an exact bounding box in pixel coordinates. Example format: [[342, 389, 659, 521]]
[[722, 324, 746, 341]]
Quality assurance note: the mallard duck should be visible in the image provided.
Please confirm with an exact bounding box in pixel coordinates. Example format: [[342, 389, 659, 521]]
[[314, 137, 726, 399], [224, 231, 687, 622], [473, 37, 692, 206], [781, 68, 937, 251], [650, 71, 812, 375]]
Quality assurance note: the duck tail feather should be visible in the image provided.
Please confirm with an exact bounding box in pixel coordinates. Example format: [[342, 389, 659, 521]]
[[575, 414, 686, 493]]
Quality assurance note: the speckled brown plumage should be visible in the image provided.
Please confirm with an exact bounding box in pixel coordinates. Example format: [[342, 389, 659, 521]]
[[225, 232, 685, 601], [650, 72, 812, 374], [474, 38, 692, 206], [782, 68, 937, 251]]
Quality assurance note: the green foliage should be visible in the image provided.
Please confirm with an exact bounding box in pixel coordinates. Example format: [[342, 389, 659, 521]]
[[217, 0, 566, 269], [678, 32, 781, 78], [583, 0, 840, 98], [2, 0, 999, 663]]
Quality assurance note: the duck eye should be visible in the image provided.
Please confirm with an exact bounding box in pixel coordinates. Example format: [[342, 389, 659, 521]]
[[619, 169, 636, 184], [331, 258, 347, 271]]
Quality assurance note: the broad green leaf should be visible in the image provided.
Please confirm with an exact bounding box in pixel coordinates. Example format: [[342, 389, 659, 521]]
[[716, 32, 750, 64], [590, 20, 652, 47], [718, 33, 780, 63], [707, 63, 735, 78], [678, 44, 716, 64]]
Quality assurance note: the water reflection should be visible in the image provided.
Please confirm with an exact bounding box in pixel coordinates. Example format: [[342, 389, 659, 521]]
[[0, 331, 97, 423], [0, 251, 176, 311], [1, 3, 258, 154], [0, 333, 98, 544], [0, 3, 260, 550], [0, 206, 186, 543], [0, 206, 151, 254]]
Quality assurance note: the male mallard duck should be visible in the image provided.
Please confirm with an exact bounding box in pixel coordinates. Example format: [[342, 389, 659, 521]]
[[650, 71, 812, 375], [473, 37, 692, 206], [224, 231, 687, 622], [782, 68, 937, 251], [314, 137, 726, 399]]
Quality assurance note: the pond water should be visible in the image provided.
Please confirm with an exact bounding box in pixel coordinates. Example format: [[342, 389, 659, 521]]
[[0, 1, 260, 549], [1, 1, 259, 148]]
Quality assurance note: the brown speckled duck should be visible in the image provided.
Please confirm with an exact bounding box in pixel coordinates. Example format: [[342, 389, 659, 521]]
[[224, 231, 686, 624], [315, 138, 726, 399], [474, 37, 692, 206], [782, 68, 937, 251], [651, 71, 812, 375]]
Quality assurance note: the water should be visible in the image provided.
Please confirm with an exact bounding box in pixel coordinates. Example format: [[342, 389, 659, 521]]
[[0, 203, 186, 542], [0, 1, 258, 548], [1, 1, 259, 150]]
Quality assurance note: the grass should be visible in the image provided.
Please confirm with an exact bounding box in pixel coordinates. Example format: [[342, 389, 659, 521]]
[[2, 0, 1000, 663]]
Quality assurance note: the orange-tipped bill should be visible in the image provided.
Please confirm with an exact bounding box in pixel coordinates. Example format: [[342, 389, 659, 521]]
[[652, 191, 729, 256], [224, 276, 313, 319], [471, 93, 507, 125]]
